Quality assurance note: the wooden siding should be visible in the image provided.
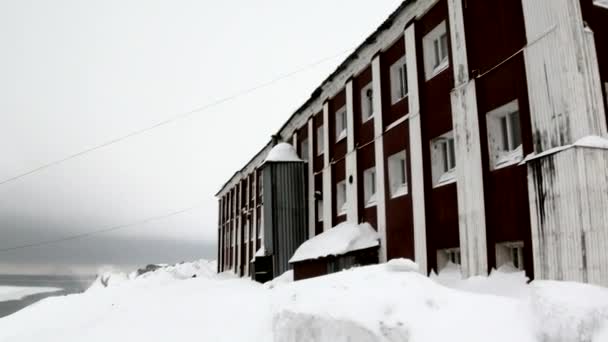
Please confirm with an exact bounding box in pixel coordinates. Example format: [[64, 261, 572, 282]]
[[381, 36, 409, 128], [383, 120, 414, 260], [356, 143, 377, 228], [353, 66, 375, 146], [417, 0, 459, 273]]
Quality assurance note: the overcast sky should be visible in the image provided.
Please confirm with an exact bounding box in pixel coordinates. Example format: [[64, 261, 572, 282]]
[[0, 0, 402, 275]]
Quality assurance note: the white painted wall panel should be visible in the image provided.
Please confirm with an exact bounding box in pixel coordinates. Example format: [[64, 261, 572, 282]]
[[450, 82, 488, 277], [447, 0, 488, 277], [372, 56, 388, 263], [322, 102, 332, 232], [307, 119, 315, 238], [528, 147, 608, 286], [405, 24, 428, 273], [345, 80, 359, 223], [522, 0, 607, 153]]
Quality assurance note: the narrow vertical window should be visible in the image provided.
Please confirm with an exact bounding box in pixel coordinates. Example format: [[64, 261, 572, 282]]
[[486, 100, 523, 170], [361, 83, 374, 121], [390, 56, 408, 104], [317, 125, 324, 156], [388, 151, 408, 198], [423, 21, 450, 80], [336, 180, 347, 216], [431, 131, 456, 187], [335, 106, 347, 142], [363, 167, 377, 206]]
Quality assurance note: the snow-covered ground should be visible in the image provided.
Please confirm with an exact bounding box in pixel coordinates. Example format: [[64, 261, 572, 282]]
[[0, 259, 607, 342], [0, 286, 61, 302]]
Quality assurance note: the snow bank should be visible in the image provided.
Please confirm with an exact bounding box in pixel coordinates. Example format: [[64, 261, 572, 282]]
[[2, 259, 608, 342], [530, 280, 608, 342], [88, 260, 218, 291], [0, 286, 61, 302], [289, 222, 379, 263], [431, 262, 530, 299], [263, 143, 302, 163]]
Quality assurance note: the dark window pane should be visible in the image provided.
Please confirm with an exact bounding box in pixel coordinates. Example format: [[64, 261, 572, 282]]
[[509, 111, 522, 149]]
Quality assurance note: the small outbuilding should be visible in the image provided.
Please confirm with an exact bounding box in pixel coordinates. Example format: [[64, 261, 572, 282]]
[[289, 222, 380, 280]]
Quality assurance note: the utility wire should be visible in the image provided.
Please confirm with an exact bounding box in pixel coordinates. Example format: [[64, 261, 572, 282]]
[[0, 48, 353, 188], [0, 48, 353, 254], [0, 204, 202, 253]]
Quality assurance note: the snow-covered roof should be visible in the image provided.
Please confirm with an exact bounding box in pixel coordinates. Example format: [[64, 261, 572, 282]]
[[289, 222, 380, 263], [263, 143, 303, 164]]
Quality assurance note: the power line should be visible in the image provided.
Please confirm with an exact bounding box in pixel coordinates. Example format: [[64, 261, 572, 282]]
[[0, 48, 353, 188], [0, 204, 202, 253]]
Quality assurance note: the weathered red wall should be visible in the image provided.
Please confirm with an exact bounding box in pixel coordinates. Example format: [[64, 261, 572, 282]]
[[383, 121, 414, 260], [464, 0, 534, 277], [414, 0, 459, 273]]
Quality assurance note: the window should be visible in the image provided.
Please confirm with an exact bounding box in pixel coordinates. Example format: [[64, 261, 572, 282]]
[[431, 131, 456, 187], [437, 248, 461, 271], [496, 241, 524, 271], [336, 180, 347, 216], [316, 126, 324, 156], [486, 100, 523, 170], [258, 173, 263, 197], [363, 167, 377, 207], [605, 82, 607, 108], [361, 82, 374, 122], [317, 199, 323, 222], [390, 56, 408, 104], [300, 138, 309, 161], [388, 151, 408, 198], [335, 106, 347, 142], [423, 21, 449, 80]]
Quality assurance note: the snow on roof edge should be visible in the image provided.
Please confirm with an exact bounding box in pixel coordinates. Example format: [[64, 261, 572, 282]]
[[289, 222, 380, 263], [262, 143, 303, 164]]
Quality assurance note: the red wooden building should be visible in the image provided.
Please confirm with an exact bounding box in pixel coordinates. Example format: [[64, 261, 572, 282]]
[[216, 0, 608, 285]]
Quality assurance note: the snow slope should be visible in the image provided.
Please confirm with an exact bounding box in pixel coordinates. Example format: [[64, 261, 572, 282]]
[[1, 259, 607, 342], [0, 286, 61, 302]]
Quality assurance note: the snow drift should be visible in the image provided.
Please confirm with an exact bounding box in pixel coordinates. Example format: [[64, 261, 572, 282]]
[[1, 259, 608, 342]]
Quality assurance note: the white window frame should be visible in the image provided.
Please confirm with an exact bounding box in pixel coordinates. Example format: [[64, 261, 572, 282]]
[[437, 247, 461, 271], [258, 174, 263, 197], [431, 131, 456, 188], [300, 138, 309, 162], [317, 199, 323, 222], [336, 180, 347, 216], [316, 125, 324, 156], [388, 150, 408, 198], [390, 56, 408, 104], [361, 82, 374, 122], [496, 241, 525, 271], [486, 100, 523, 170], [335, 106, 347, 142], [604, 82, 608, 110], [363, 167, 377, 207], [423, 21, 450, 81]]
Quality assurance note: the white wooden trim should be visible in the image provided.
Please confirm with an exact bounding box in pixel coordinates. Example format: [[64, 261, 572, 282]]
[[405, 24, 428, 274], [385, 114, 409, 132], [521, 0, 607, 153], [345, 80, 359, 223], [448, 0, 488, 277], [322, 102, 333, 231], [372, 55, 388, 263], [307, 119, 316, 238], [292, 132, 298, 149]]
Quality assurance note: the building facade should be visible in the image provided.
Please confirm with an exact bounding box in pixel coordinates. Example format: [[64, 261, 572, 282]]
[[216, 0, 608, 285]]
